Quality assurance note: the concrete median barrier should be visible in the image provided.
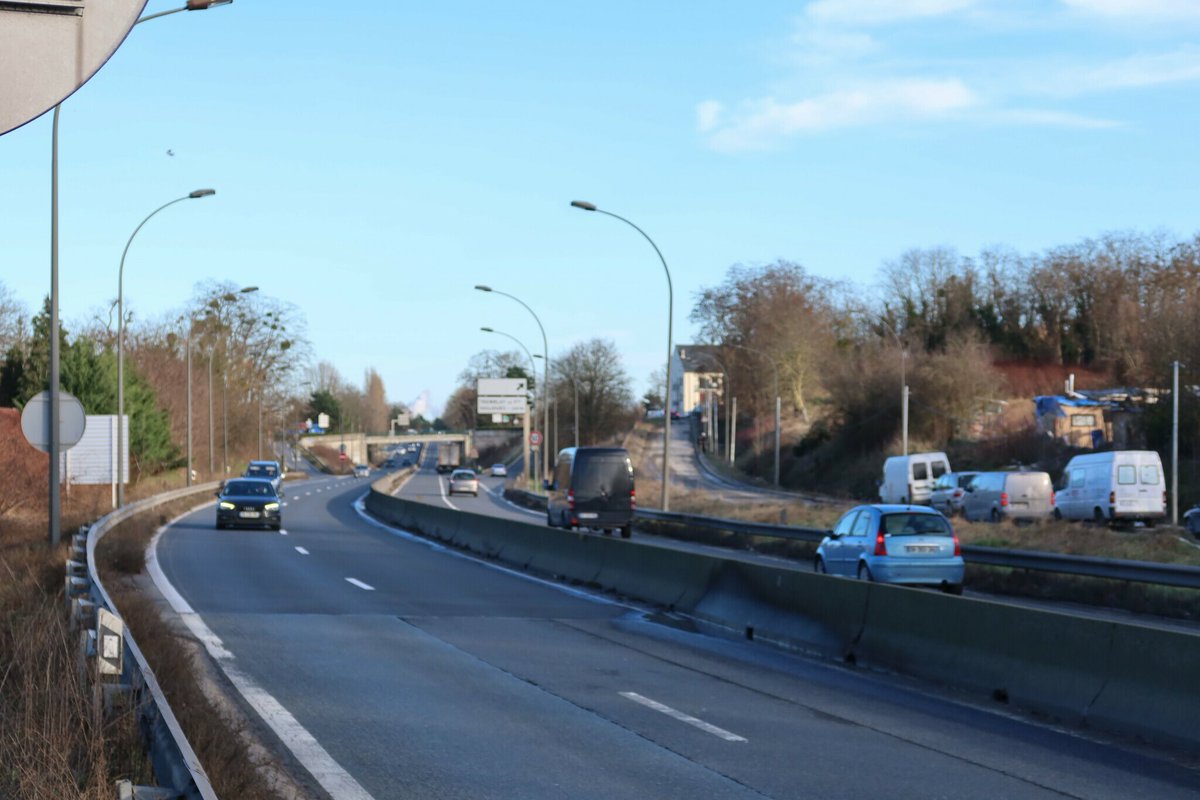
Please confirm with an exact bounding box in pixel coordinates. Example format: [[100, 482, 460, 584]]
[[365, 486, 1200, 752]]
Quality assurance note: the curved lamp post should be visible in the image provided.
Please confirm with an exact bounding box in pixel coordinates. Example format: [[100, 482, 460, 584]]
[[116, 189, 215, 506], [475, 285, 550, 483], [571, 199, 675, 510]]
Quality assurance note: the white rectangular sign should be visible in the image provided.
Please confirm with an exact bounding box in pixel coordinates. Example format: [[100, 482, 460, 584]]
[[477, 395, 528, 414], [477, 378, 527, 397]]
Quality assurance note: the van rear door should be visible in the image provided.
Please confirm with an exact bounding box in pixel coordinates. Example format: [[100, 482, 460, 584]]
[[571, 452, 634, 523]]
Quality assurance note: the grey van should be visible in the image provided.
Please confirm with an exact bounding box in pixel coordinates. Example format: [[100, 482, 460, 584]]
[[962, 471, 1055, 523], [545, 447, 635, 538]]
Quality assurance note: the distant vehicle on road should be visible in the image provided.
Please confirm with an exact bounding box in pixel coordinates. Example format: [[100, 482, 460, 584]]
[[878, 452, 950, 505], [545, 446, 635, 538], [1185, 506, 1200, 538], [961, 471, 1055, 523], [436, 442, 463, 474], [216, 479, 281, 531], [354, 463, 370, 478], [447, 468, 479, 497], [929, 471, 979, 516], [243, 460, 284, 492], [815, 504, 963, 594], [1054, 450, 1166, 525], [490, 463, 508, 477]]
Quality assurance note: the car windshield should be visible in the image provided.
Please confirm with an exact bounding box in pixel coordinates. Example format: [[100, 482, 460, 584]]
[[224, 481, 275, 497], [246, 464, 278, 478], [451, 471, 475, 480], [881, 513, 952, 537]]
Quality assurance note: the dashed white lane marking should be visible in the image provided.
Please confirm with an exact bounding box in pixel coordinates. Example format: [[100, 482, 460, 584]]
[[292, 496, 300, 501], [619, 692, 747, 742], [282, 502, 289, 507], [305, 492, 312, 496], [279, 528, 288, 536], [148, 516, 376, 800], [295, 546, 309, 555], [346, 577, 375, 591]]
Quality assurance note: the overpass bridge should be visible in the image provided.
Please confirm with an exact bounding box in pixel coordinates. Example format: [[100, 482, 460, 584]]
[[298, 431, 474, 467]]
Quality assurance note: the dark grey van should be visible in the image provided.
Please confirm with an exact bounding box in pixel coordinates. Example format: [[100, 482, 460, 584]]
[[545, 447, 635, 538]]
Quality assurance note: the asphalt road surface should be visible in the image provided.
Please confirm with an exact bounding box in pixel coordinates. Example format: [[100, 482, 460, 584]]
[[152, 465, 1200, 799]]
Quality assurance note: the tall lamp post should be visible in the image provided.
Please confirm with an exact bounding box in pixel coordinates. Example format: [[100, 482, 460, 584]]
[[722, 342, 781, 486], [43, 0, 232, 543], [116, 189, 215, 506], [475, 286, 550, 483], [571, 200, 675, 510]]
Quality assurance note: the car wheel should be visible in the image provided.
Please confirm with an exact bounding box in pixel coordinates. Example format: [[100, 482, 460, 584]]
[[620, 525, 632, 539], [857, 562, 874, 582], [943, 582, 964, 596], [272, 523, 282, 532], [1093, 507, 1106, 525], [1053, 508, 1062, 521], [602, 528, 612, 536], [546, 510, 555, 528], [215, 521, 224, 530], [1144, 519, 1157, 529], [990, 508, 1001, 523], [814, 556, 827, 574]]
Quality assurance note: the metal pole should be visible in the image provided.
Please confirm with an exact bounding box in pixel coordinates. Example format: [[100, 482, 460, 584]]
[[902, 384, 910, 458], [1172, 360, 1180, 527], [522, 408, 531, 490], [574, 379, 579, 447], [724, 398, 734, 462], [49, 104, 61, 547], [208, 354, 214, 476], [222, 371, 227, 476], [774, 394, 781, 486], [258, 391, 263, 460], [186, 320, 192, 486]]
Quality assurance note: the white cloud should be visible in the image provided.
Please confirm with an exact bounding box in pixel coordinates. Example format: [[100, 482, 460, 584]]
[[696, 100, 723, 133], [987, 108, 1119, 128], [805, 0, 979, 25], [704, 78, 977, 151], [1034, 47, 1200, 96], [1062, 0, 1200, 22]]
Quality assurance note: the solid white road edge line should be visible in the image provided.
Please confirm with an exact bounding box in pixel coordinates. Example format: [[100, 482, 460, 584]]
[[345, 577, 375, 591], [437, 476, 459, 511], [295, 546, 309, 555], [479, 481, 543, 517], [619, 692, 748, 742], [147, 510, 376, 800]]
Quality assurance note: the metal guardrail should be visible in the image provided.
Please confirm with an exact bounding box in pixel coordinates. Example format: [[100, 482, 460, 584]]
[[85, 483, 222, 800], [507, 488, 1200, 590]]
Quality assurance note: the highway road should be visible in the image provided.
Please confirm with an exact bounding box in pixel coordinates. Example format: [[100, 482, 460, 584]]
[[151, 462, 1200, 799]]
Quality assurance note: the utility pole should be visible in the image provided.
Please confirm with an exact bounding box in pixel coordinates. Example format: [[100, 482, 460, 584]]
[[1172, 360, 1180, 527], [902, 383, 910, 457], [731, 396, 737, 464]]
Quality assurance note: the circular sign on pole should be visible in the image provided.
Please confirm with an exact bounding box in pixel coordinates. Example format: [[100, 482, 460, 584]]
[[1, 0, 149, 136], [529, 431, 543, 447], [20, 390, 86, 453]]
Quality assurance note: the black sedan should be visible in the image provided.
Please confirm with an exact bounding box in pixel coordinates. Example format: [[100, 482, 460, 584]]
[[215, 478, 282, 530]]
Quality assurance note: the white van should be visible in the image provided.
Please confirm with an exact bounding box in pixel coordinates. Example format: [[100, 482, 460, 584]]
[[1054, 450, 1166, 525], [879, 452, 951, 504]]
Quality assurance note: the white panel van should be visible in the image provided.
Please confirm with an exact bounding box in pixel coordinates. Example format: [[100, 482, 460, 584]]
[[1054, 450, 1166, 525], [879, 452, 951, 504]]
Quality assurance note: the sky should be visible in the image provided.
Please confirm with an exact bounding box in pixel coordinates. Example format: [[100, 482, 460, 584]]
[[2, 0, 1199, 417]]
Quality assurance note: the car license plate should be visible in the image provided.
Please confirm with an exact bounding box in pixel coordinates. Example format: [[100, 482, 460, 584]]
[[239, 511, 260, 519], [906, 545, 937, 553], [579, 512, 598, 519]]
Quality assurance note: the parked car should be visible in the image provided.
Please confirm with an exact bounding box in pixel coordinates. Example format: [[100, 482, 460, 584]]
[[961, 471, 1055, 523], [447, 468, 479, 497], [243, 460, 283, 492], [815, 504, 963, 594], [545, 446, 635, 538], [490, 463, 508, 477], [929, 471, 980, 516], [1184, 505, 1200, 538], [878, 452, 951, 504], [1054, 450, 1166, 525], [216, 479, 282, 531], [354, 463, 370, 478]]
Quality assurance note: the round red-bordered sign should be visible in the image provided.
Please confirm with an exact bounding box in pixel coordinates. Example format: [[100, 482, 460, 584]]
[[529, 431, 543, 446]]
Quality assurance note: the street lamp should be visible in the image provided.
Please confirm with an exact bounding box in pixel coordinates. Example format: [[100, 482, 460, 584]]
[[722, 342, 782, 486], [572, 200, 675, 510], [116, 189, 215, 506], [475, 285, 551, 483], [43, 0, 232, 543], [135, 0, 233, 25]]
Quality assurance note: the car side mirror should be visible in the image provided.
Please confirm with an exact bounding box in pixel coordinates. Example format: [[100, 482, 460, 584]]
[[827, 529, 839, 539]]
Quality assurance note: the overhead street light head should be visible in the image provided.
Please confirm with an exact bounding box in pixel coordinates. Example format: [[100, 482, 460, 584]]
[[187, 0, 233, 9], [240, 286, 259, 294], [481, 327, 494, 332], [189, 188, 216, 198], [474, 285, 493, 292], [533, 354, 544, 359], [570, 200, 597, 211]]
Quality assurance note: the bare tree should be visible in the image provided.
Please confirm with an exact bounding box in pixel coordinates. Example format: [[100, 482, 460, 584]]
[[551, 339, 634, 446]]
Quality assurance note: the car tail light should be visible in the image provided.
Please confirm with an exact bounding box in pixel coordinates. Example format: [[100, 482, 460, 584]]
[[952, 530, 962, 557], [1050, 491, 1056, 507], [567, 490, 575, 510], [1000, 492, 1008, 507], [873, 528, 887, 556], [953, 488, 963, 499], [630, 489, 636, 510]]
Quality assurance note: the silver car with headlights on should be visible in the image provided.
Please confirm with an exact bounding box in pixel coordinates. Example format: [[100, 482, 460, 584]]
[[815, 504, 964, 594]]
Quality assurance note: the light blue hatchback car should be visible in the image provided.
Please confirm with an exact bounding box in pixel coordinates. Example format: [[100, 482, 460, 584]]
[[815, 504, 964, 594]]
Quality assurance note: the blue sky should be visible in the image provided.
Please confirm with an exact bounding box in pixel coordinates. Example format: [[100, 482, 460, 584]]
[[2, 0, 1199, 415]]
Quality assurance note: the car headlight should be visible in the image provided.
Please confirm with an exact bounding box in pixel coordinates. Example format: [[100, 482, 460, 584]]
[[264, 502, 280, 511], [219, 502, 236, 510]]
